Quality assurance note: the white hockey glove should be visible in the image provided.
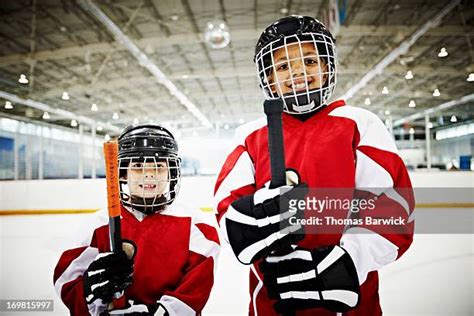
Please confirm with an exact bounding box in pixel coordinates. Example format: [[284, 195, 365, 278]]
[[225, 170, 308, 264], [259, 245, 360, 314]]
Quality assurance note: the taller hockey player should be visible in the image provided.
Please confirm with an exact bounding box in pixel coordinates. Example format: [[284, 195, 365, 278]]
[[214, 16, 414, 316], [54, 124, 220, 316]]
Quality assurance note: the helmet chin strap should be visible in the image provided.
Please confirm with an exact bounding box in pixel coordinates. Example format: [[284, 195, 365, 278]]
[[282, 89, 327, 115], [129, 194, 168, 214]]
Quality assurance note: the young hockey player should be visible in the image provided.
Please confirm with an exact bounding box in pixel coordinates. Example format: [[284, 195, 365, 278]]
[[54, 124, 220, 315], [214, 16, 414, 316]]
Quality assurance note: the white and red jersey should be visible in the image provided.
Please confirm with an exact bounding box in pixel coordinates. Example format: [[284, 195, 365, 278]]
[[53, 204, 220, 316], [214, 100, 414, 316]]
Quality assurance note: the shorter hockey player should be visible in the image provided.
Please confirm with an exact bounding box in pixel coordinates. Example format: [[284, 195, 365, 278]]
[[54, 124, 220, 316]]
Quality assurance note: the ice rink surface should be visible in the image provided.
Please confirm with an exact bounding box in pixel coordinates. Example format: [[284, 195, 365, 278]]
[[1, 176, 473, 315]]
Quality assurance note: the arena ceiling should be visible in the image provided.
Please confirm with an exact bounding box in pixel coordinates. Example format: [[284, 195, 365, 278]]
[[0, 0, 473, 137]]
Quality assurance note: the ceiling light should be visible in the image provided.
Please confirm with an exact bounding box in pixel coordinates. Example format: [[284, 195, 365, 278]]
[[104, 134, 111, 141], [409, 127, 415, 135], [280, 7, 289, 14], [385, 110, 391, 115], [224, 124, 230, 130], [70, 119, 78, 127], [467, 73, 474, 82], [42, 112, 50, 119], [238, 118, 244, 124], [438, 47, 448, 58], [4, 101, 13, 109], [382, 86, 389, 94], [61, 91, 70, 100], [433, 88, 440, 97], [18, 74, 29, 84], [181, 74, 189, 79], [132, 118, 138, 124], [91, 103, 98, 111], [408, 100, 416, 108], [364, 97, 371, 105], [112, 112, 119, 120], [405, 70, 413, 80], [96, 126, 103, 131], [450, 115, 457, 123], [170, 15, 179, 21], [204, 19, 230, 49]]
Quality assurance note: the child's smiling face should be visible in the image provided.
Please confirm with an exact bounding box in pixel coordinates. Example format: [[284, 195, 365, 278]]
[[267, 42, 328, 97]]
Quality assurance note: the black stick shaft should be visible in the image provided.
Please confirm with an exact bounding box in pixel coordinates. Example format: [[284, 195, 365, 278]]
[[263, 99, 286, 188], [264, 100, 295, 316], [109, 216, 122, 253]]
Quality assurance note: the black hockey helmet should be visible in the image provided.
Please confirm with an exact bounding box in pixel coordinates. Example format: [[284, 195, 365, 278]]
[[118, 124, 181, 214], [254, 16, 337, 115]]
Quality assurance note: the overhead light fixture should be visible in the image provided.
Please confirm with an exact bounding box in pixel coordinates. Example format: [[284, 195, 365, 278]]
[[112, 112, 119, 120], [104, 134, 111, 141], [438, 47, 448, 58], [433, 88, 440, 97], [385, 110, 391, 115], [467, 73, 474, 82], [238, 118, 244, 124], [204, 19, 230, 49], [91, 103, 98, 111], [70, 119, 78, 127], [405, 70, 413, 80], [61, 91, 70, 100], [42, 112, 50, 119], [382, 86, 389, 94], [408, 100, 416, 108], [224, 124, 230, 130], [18, 74, 29, 84], [133, 118, 139, 124], [4, 101, 13, 109], [280, 7, 289, 14], [409, 127, 415, 135], [181, 74, 189, 79], [170, 15, 179, 21], [96, 126, 103, 131], [364, 97, 371, 105], [450, 115, 457, 123]]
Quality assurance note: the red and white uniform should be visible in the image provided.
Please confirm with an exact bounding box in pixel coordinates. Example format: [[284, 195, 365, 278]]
[[54, 204, 220, 316], [214, 100, 414, 316]]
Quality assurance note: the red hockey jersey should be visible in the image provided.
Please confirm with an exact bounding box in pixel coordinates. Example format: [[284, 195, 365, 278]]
[[54, 204, 220, 316], [214, 100, 414, 316]]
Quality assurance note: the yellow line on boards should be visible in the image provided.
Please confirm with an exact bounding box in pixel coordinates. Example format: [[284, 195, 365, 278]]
[[0, 209, 99, 216], [415, 203, 474, 208]]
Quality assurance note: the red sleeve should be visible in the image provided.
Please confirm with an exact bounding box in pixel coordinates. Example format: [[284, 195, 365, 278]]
[[214, 144, 256, 225], [334, 106, 415, 284], [160, 223, 220, 315], [53, 225, 106, 316]]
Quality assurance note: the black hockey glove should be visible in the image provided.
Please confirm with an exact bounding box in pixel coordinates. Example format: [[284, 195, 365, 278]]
[[83, 243, 136, 305], [225, 172, 308, 265], [260, 245, 360, 314], [106, 300, 169, 316]]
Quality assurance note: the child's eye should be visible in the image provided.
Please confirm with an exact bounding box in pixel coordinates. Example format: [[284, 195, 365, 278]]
[[305, 58, 318, 65], [132, 163, 143, 168], [276, 62, 288, 71]]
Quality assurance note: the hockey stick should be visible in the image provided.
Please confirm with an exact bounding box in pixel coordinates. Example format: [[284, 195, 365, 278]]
[[263, 99, 287, 188], [103, 140, 127, 309], [263, 99, 295, 316]]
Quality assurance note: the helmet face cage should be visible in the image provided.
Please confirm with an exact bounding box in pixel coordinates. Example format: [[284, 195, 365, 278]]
[[119, 155, 181, 214], [255, 31, 337, 115]]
